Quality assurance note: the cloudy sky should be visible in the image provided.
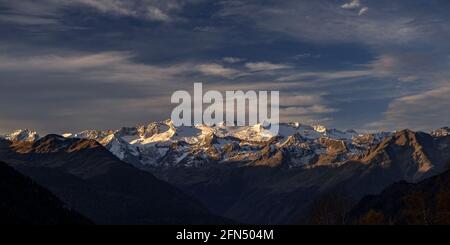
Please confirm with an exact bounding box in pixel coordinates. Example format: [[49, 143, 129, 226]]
[[0, 0, 449, 134]]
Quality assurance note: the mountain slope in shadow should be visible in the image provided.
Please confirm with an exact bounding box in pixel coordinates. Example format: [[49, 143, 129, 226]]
[[306, 130, 450, 224], [0, 135, 231, 224], [348, 169, 450, 225], [156, 130, 450, 224], [0, 161, 91, 225]]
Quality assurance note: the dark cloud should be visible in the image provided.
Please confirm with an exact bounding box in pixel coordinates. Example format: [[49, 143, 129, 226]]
[[0, 0, 449, 133]]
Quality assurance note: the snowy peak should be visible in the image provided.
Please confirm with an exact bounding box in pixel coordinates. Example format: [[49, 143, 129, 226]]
[[4, 129, 40, 142], [279, 133, 308, 148], [313, 125, 327, 133], [432, 127, 449, 137]]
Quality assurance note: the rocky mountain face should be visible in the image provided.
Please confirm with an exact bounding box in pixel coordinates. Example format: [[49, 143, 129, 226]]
[[307, 129, 450, 224], [432, 127, 450, 137], [156, 130, 450, 224], [0, 135, 231, 225], [2, 122, 449, 224], [0, 161, 91, 225], [60, 120, 391, 170], [346, 128, 450, 225], [2, 129, 39, 142], [359, 129, 450, 182]]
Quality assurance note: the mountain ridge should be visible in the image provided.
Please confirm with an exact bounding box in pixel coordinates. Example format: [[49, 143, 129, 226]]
[[0, 135, 233, 224], [2, 122, 449, 224], [2, 120, 398, 170]]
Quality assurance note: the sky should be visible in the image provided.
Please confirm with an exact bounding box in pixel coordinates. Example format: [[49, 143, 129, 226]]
[[0, 0, 449, 134]]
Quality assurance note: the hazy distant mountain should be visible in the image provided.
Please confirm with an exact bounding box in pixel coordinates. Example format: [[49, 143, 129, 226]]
[[0, 135, 231, 225], [0, 161, 91, 225]]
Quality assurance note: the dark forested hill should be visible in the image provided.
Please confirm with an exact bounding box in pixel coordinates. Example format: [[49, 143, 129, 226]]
[[0, 135, 231, 224], [0, 161, 91, 225], [349, 169, 450, 225]]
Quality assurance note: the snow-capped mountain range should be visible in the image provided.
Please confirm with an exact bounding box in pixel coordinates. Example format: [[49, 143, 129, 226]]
[[1, 120, 404, 170], [2, 121, 449, 224], [1, 129, 40, 142]]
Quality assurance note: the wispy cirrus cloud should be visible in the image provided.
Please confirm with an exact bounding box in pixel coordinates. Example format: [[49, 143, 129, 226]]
[[358, 7, 369, 16], [279, 94, 338, 123], [0, 14, 60, 25], [367, 86, 450, 131], [217, 0, 446, 46], [223, 57, 245, 64], [245, 62, 292, 72], [340, 0, 369, 15], [0, 0, 194, 25], [0, 49, 194, 132], [0, 51, 191, 83], [196, 61, 293, 78], [341, 0, 361, 9], [196, 63, 241, 78], [281, 105, 338, 117], [281, 95, 324, 107], [70, 0, 178, 22]]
